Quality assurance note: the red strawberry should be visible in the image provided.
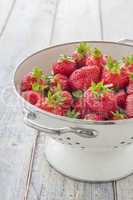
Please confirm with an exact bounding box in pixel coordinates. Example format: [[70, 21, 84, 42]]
[[60, 91, 73, 109], [69, 65, 101, 90], [53, 106, 66, 116], [122, 55, 133, 74], [21, 73, 37, 91], [52, 55, 76, 77], [126, 94, 133, 118], [115, 90, 127, 108], [112, 111, 127, 120], [72, 42, 90, 67], [102, 57, 129, 89], [74, 98, 87, 118], [85, 113, 105, 121], [26, 91, 42, 105], [127, 73, 133, 94], [86, 48, 107, 68], [84, 82, 117, 117], [51, 74, 69, 90]]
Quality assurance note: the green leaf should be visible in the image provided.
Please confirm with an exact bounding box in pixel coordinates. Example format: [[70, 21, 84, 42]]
[[106, 56, 120, 73], [59, 54, 73, 62], [42, 74, 53, 84], [66, 109, 80, 118], [32, 82, 41, 91], [129, 73, 133, 80], [123, 55, 133, 65], [90, 82, 111, 98], [32, 67, 43, 78], [92, 48, 102, 58], [72, 90, 83, 99], [76, 42, 91, 55]]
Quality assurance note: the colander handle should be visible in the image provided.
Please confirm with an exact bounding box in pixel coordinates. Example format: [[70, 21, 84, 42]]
[[118, 39, 133, 44], [23, 110, 98, 138]]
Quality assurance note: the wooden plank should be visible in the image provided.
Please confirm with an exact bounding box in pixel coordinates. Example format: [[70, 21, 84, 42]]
[[0, 0, 58, 199], [0, 0, 16, 36], [116, 175, 133, 200], [27, 136, 114, 200], [101, 0, 133, 40], [51, 0, 101, 44]]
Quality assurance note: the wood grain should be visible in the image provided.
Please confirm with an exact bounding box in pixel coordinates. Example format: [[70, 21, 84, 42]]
[[27, 136, 114, 200], [101, 0, 133, 40], [51, 0, 101, 44], [0, 0, 57, 199]]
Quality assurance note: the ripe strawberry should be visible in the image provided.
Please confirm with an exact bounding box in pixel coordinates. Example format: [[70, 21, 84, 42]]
[[122, 55, 133, 74], [126, 94, 133, 117], [86, 48, 107, 68], [26, 91, 42, 105], [85, 113, 105, 121], [102, 56, 129, 89], [84, 82, 117, 117], [115, 90, 127, 108], [74, 98, 87, 118], [51, 74, 69, 90], [21, 73, 37, 91], [72, 42, 90, 67], [69, 65, 101, 90], [112, 110, 127, 120], [52, 55, 76, 77], [53, 106, 66, 116], [127, 73, 133, 94]]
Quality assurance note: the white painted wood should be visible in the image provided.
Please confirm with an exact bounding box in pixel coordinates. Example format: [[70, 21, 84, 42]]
[[0, 0, 15, 35], [51, 0, 101, 44], [101, 0, 133, 40], [0, 0, 58, 199], [116, 175, 133, 200], [27, 136, 114, 200]]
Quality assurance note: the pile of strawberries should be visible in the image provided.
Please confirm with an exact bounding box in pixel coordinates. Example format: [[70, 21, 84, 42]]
[[21, 42, 133, 121]]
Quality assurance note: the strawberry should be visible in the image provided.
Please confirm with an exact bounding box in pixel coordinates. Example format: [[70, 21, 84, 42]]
[[86, 48, 107, 68], [126, 94, 133, 117], [52, 54, 76, 77], [72, 42, 90, 67], [122, 55, 133, 74], [84, 82, 117, 117], [53, 106, 66, 116], [73, 98, 87, 118], [69, 65, 101, 90], [115, 90, 127, 108], [26, 91, 42, 105], [127, 73, 133, 94], [51, 74, 69, 90], [112, 110, 127, 120], [21, 73, 37, 91], [102, 56, 129, 89], [85, 113, 105, 121]]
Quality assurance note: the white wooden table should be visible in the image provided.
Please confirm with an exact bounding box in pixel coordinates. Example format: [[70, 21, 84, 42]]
[[0, 0, 133, 199]]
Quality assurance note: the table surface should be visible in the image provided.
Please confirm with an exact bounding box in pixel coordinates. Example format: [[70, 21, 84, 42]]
[[0, 0, 133, 199]]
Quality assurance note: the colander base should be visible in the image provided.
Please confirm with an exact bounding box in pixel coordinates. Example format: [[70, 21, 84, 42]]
[[45, 136, 133, 182]]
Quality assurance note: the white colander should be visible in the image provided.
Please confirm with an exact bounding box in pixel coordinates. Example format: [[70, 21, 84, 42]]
[[14, 39, 133, 182]]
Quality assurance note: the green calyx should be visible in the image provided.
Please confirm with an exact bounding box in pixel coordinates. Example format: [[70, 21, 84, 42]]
[[32, 82, 42, 92], [106, 56, 120, 73], [123, 55, 133, 65], [32, 67, 43, 78], [72, 90, 83, 99], [91, 48, 102, 58], [112, 110, 126, 120], [42, 74, 53, 84], [66, 109, 80, 118], [47, 90, 66, 105], [129, 73, 133, 80], [90, 82, 111, 98], [76, 42, 91, 56], [59, 54, 73, 62]]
